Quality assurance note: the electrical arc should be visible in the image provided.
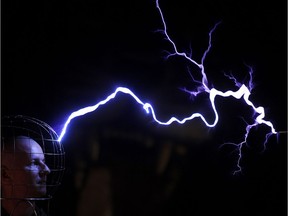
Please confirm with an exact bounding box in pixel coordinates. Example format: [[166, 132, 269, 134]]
[[57, 0, 277, 174]]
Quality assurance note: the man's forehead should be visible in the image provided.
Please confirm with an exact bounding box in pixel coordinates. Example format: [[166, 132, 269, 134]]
[[3, 136, 45, 164], [2, 136, 43, 153], [15, 136, 43, 153]]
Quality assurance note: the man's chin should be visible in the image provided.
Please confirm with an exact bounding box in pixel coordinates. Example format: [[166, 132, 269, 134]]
[[32, 185, 47, 198]]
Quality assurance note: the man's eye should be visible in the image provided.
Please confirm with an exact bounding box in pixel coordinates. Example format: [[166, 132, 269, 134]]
[[31, 160, 45, 165], [31, 160, 39, 165]]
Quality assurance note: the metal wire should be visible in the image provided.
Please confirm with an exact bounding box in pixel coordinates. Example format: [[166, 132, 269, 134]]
[[1, 115, 65, 200]]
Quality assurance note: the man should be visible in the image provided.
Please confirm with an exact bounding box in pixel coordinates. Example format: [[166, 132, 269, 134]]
[[1, 136, 51, 216]]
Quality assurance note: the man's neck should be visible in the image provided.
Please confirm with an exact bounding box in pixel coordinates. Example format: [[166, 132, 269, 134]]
[[2, 199, 36, 216]]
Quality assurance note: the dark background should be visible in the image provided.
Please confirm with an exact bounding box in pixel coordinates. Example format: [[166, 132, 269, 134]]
[[2, 0, 287, 215]]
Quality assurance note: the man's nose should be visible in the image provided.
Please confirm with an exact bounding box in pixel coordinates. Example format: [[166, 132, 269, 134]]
[[40, 162, 51, 175]]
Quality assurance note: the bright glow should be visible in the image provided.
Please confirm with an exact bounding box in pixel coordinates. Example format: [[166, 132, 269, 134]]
[[57, 0, 277, 174]]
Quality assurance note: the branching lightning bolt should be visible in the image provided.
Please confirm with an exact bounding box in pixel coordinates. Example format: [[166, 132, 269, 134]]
[[57, 0, 277, 174]]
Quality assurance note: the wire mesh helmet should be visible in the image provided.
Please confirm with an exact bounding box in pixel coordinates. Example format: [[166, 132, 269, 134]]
[[1, 115, 65, 200]]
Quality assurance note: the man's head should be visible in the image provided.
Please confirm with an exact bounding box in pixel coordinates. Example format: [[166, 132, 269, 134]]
[[1, 136, 51, 199]]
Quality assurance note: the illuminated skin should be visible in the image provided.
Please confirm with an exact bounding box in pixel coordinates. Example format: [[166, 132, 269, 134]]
[[1, 136, 51, 215], [57, 0, 277, 174]]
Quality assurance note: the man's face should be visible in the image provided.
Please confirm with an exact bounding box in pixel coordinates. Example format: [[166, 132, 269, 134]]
[[3, 136, 51, 198]]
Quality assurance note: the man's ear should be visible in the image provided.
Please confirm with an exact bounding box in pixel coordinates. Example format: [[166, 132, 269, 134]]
[[1, 165, 13, 183]]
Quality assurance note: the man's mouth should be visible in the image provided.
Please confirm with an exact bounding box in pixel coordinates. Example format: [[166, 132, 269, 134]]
[[38, 180, 47, 185]]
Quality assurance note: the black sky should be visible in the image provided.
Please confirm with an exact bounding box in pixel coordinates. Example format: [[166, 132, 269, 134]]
[[1, 0, 287, 215], [2, 0, 287, 128]]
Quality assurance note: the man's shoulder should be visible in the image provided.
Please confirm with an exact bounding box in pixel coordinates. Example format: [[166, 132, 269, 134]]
[[1, 205, 49, 216]]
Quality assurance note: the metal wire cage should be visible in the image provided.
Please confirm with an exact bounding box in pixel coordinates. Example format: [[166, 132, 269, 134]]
[[1, 115, 65, 200]]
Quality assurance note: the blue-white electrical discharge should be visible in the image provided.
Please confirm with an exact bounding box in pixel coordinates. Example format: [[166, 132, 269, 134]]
[[57, 0, 277, 174]]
